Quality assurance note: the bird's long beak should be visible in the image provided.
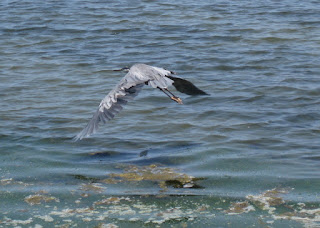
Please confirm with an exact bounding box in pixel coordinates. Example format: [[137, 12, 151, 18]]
[[159, 88, 183, 104], [113, 67, 129, 72]]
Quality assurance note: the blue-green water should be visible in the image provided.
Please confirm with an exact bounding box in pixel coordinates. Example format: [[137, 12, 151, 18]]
[[1, 0, 320, 227]]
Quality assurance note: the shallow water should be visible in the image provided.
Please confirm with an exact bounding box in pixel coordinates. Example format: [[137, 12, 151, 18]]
[[1, 0, 320, 227]]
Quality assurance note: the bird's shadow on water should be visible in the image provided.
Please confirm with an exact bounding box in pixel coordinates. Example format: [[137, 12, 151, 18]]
[[83, 142, 202, 166], [70, 141, 206, 191]]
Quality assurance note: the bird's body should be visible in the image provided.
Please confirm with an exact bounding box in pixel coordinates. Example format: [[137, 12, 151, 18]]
[[98, 64, 174, 112], [74, 64, 207, 141]]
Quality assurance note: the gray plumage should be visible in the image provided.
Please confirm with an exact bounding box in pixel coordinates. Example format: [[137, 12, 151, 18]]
[[74, 63, 207, 141]]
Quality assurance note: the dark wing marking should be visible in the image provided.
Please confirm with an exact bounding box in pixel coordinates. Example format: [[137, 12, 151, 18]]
[[73, 83, 144, 141], [166, 76, 208, 95]]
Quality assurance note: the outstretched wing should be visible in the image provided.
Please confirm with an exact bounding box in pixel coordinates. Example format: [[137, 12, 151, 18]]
[[166, 76, 208, 95], [74, 73, 145, 141]]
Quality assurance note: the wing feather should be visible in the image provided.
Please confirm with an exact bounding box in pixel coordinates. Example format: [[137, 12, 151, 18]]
[[74, 72, 145, 141], [166, 75, 208, 95]]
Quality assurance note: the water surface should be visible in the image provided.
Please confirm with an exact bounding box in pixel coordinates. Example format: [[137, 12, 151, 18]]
[[1, 0, 320, 227]]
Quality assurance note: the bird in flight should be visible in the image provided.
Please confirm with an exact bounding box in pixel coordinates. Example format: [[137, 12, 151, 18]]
[[74, 64, 207, 141]]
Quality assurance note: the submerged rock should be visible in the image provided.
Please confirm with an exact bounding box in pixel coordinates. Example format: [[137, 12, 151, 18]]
[[24, 193, 60, 206], [104, 164, 203, 191]]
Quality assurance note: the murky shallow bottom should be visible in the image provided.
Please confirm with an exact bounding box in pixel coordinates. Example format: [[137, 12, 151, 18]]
[[2, 164, 320, 228]]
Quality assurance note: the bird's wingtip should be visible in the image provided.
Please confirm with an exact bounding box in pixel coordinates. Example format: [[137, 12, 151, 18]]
[[72, 130, 90, 142], [200, 91, 210, 96], [72, 134, 82, 142]]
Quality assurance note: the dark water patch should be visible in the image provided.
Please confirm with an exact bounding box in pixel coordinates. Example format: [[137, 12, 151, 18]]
[[262, 36, 299, 43], [284, 113, 320, 123], [72, 174, 100, 182], [81, 150, 136, 164], [77, 143, 203, 166]]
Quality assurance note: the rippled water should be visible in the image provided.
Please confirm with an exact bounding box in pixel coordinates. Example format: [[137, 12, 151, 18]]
[[1, 0, 320, 227]]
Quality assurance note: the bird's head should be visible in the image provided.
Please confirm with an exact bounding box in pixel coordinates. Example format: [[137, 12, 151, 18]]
[[113, 66, 130, 72]]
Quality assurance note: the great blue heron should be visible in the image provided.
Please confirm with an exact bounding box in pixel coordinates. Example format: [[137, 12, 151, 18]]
[[74, 63, 208, 141]]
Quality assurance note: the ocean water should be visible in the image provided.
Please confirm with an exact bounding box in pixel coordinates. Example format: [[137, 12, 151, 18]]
[[1, 0, 320, 227]]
